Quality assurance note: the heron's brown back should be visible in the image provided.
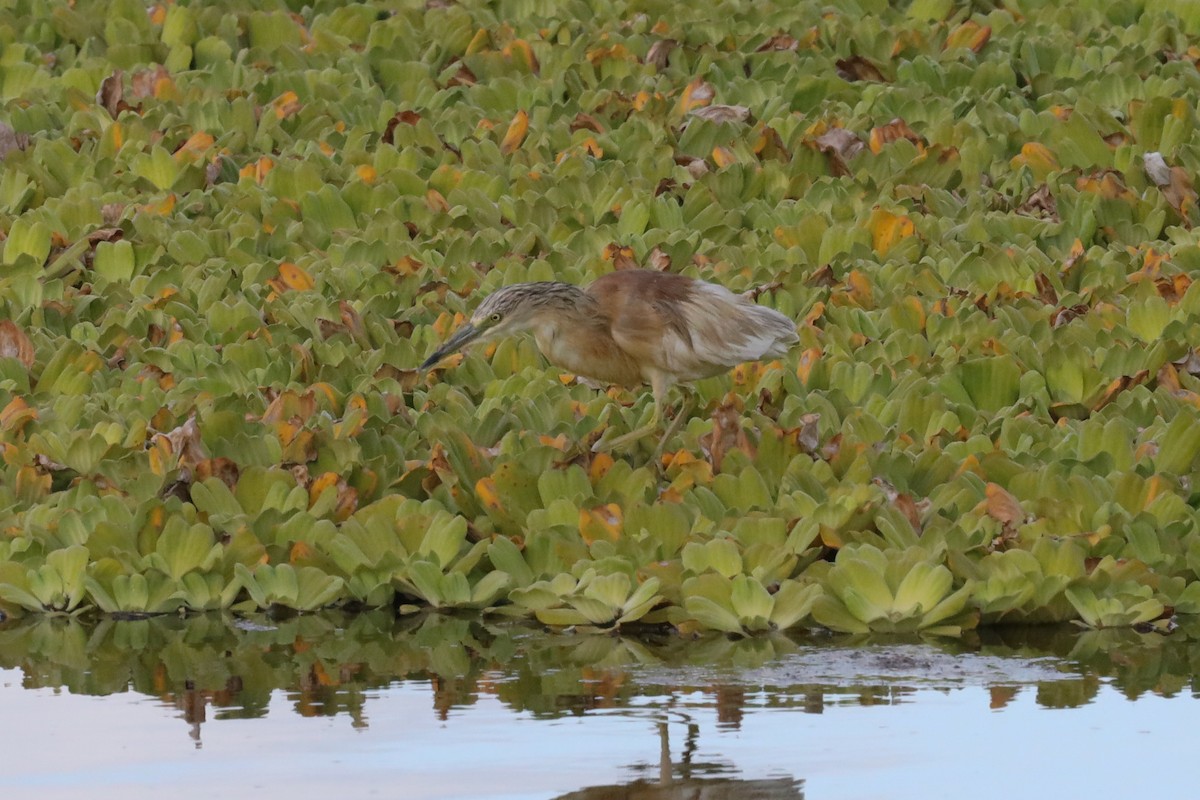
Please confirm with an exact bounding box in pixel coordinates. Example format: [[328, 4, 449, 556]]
[[587, 270, 798, 383]]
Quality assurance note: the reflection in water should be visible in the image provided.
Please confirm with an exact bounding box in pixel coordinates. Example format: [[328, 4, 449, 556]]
[[550, 718, 805, 800], [1, 613, 1199, 800], [1, 612, 1197, 747]]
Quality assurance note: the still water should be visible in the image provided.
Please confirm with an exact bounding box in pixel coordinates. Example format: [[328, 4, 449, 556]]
[[1, 613, 1197, 799]]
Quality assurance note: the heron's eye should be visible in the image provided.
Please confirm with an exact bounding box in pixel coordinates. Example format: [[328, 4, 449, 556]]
[[490, 312, 502, 322]]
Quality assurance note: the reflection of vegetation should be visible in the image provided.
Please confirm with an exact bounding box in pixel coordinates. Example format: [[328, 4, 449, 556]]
[[2, 613, 1198, 742]]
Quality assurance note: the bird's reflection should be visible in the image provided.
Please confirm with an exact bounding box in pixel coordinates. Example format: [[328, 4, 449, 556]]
[[554, 714, 804, 800]]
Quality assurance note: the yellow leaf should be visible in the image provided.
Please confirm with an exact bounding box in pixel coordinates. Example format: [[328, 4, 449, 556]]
[[0, 396, 37, 434], [803, 301, 825, 327], [677, 78, 714, 114], [500, 109, 529, 155], [147, 437, 174, 476], [309, 472, 339, 506], [240, 156, 274, 183], [272, 90, 302, 120], [984, 482, 1025, 525], [589, 453, 615, 483], [425, 188, 450, 213], [390, 255, 424, 275], [845, 269, 874, 308], [795, 346, 821, 385], [869, 208, 915, 257], [141, 193, 176, 216], [1010, 142, 1058, 176], [290, 541, 316, 564], [476, 476, 503, 510], [174, 131, 215, 162], [1076, 171, 1133, 201], [503, 38, 539, 73], [944, 21, 991, 53], [464, 28, 490, 55], [16, 465, 50, 501], [277, 262, 314, 291], [711, 146, 736, 168], [579, 503, 623, 544], [152, 74, 178, 101]]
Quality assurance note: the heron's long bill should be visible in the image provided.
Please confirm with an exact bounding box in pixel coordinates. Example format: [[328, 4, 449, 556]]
[[420, 322, 481, 370]]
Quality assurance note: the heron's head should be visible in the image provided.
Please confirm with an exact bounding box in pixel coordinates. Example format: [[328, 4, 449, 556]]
[[420, 282, 579, 370]]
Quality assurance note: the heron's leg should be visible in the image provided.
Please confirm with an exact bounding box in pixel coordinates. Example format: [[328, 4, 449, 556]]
[[592, 372, 668, 453], [653, 385, 694, 464]]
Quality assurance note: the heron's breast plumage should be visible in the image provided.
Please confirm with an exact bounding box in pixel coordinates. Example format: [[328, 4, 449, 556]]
[[532, 316, 644, 387]]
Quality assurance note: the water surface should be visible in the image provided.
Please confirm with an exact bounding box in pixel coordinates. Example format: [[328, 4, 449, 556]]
[[1, 614, 1197, 799]]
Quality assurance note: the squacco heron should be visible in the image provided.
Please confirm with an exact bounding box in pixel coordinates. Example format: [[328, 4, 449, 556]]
[[421, 270, 799, 454]]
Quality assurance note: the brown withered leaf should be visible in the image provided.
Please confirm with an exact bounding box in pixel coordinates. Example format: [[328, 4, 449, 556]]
[[820, 432, 842, 461], [129, 65, 170, 100], [1156, 272, 1191, 304], [984, 482, 1025, 524], [815, 127, 863, 176], [160, 468, 193, 503], [570, 112, 605, 134], [645, 39, 677, 70], [383, 110, 422, 145], [647, 246, 671, 271], [1175, 349, 1200, 376], [757, 387, 780, 419], [674, 153, 709, 180], [688, 104, 751, 124], [0, 121, 30, 160], [805, 264, 837, 287], [261, 389, 317, 425], [871, 477, 924, 531], [194, 457, 240, 489], [701, 398, 755, 473], [158, 416, 207, 468], [1161, 166, 1197, 226], [789, 412, 822, 456], [982, 482, 1028, 551], [375, 364, 422, 393], [835, 56, 886, 82], [678, 78, 715, 112], [317, 318, 344, 340], [1092, 371, 1149, 413], [603, 242, 638, 271], [0, 320, 35, 368], [339, 300, 368, 344], [97, 70, 126, 117], [868, 118, 925, 153], [444, 60, 477, 87], [1034, 273, 1058, 305], [756, 33, 799, 52], [1050, 303, 1088, 328], [741, 280, 784, 301], [101, 203, 126, 225], [1018, 184, 1058, 220], [753, 124, 789, 160]]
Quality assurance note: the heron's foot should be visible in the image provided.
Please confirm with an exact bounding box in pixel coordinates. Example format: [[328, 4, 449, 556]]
[[591, 422, 658, 453]]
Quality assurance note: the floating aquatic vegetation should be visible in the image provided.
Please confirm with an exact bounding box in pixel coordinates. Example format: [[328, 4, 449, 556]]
[[3, 0, 1200, 632]]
